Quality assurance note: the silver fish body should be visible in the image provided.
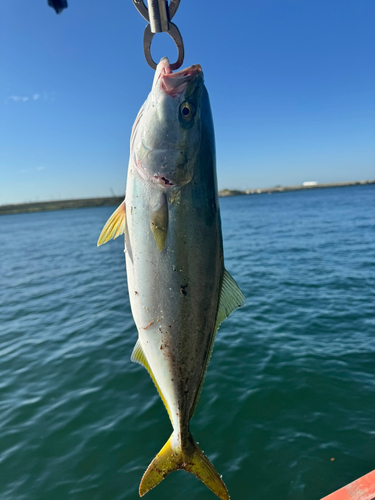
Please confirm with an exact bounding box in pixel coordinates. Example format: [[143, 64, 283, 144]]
[[98, 58, 244, 500]]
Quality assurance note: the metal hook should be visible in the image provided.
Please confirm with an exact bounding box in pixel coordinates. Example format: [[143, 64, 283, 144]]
[[168, 0, 181, 21], [132, 0, 181, 25], [148, 0, 169, 33], [132, 0, 149, 22], [143, 21, 184, 70], [132, 0, 184, 70]]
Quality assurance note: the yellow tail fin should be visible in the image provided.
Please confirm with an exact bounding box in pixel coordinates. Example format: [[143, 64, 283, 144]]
[[139, 432, 229, 500]]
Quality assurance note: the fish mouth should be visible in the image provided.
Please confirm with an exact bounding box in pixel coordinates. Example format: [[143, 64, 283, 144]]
[[155, 57, 202, 97]]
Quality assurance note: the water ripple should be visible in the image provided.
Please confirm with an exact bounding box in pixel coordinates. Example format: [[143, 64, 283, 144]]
[[0, 186, 374, 499]]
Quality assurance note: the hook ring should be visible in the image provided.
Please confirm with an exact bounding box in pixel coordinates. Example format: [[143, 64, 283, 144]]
[[143, 22, 184, 70]]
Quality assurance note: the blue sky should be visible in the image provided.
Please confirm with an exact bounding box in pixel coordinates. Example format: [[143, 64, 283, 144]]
[[1, 0, 374, 204]]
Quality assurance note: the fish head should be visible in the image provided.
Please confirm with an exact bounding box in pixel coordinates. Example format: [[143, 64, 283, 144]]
[[131, 57, 205, 189]]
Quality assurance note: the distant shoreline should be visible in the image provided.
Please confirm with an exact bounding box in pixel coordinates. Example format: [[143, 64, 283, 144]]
[[218, 179, 375, 197], [0, 197, 124, 216], [1, 180, 374, 216]]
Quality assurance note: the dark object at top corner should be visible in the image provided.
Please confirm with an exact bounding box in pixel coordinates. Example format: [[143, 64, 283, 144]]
[[48, 0, 68, 14]]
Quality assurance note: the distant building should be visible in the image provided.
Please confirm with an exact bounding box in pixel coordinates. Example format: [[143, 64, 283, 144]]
[[302, 181, 318, 186]]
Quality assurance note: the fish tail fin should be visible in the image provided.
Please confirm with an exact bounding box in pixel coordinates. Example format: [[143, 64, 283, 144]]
[[139, 432, 229, 500]]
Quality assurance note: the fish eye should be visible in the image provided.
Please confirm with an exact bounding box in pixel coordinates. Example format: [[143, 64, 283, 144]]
[[180, 102, 195, 121]]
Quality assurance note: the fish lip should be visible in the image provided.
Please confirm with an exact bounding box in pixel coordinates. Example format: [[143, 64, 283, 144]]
[[159, 62, 202, 97]]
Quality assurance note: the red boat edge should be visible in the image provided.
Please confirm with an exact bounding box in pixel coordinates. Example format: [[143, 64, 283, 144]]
[[321, 469, 375, 500]]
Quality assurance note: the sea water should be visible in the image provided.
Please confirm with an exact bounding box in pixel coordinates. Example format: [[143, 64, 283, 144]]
[[0, 184, 374, 500]]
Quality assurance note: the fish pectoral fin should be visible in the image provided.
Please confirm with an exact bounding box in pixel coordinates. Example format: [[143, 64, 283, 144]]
[[150, 192, 168, 252], [140, 432, 229, 500], [215, 268, 245, 330], [97, 201, 126, 247], [131, 340, 172, 422]]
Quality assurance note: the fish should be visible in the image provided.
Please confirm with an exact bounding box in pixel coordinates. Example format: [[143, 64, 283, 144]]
[[97, 57, 244, 500]]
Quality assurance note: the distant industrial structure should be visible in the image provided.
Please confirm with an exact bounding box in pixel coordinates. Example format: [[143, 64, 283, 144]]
[[218, 179, 375, 197]]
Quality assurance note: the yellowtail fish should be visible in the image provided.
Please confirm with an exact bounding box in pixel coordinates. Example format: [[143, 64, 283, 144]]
[[98, 57, 244, 500]]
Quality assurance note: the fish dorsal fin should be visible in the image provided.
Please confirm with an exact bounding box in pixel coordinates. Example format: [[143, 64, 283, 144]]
[[215, 268, 245, 331], [97, 201, 126, 247], [190, 269, 245, 418], [131, 339, 172, 422]]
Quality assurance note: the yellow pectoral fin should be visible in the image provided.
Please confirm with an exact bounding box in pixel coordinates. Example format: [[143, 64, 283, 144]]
[[140, 432, 229, 500], [150, 192, 168, 251], [97, 201, 126, 247]]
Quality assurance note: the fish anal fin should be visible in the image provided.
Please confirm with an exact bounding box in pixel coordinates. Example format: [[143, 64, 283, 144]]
[[140, 432, 229, 500], [97, 201, 126, 247], [131, 339, 148, 367], [131, 340, 172, 422]]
